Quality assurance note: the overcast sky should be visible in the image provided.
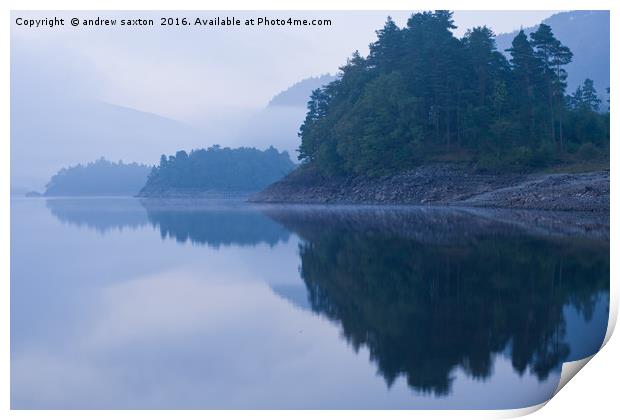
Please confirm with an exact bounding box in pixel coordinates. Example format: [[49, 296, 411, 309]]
[[12, 11, 558, 124]]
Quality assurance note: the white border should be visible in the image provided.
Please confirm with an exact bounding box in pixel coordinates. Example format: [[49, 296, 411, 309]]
[[2, 1, 617, 419]]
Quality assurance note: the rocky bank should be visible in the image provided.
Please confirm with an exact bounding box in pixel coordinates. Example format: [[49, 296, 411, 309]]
[[249, 164, 609, 212]]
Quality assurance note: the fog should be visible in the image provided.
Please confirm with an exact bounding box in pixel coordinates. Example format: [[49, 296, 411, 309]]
[[11, 10, 557, 191]]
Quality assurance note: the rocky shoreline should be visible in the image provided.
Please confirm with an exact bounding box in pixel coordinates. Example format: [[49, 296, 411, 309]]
[[136, 188, 254, 199], [250, 164, 609, 212]]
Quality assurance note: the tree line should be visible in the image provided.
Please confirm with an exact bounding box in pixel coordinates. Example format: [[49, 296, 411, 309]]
[[141, 145, 295, 193], [298, 11, 610, 175], [42, 146, 295, 196]]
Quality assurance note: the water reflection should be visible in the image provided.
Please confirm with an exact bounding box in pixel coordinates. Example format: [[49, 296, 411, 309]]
[[46, 198, 148, 233], [264, 207, 609, 396], [26, 199, 609, 407], [142, 199, 290, 248], [46, 198, 290, 248]]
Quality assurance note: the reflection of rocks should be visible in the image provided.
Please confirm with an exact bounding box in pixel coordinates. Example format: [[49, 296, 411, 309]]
[[140, 199, 290, 248], [461, 207, 609, 239], [263, 205, 609, 244], [265, 207, 609, 396], [46, 198, 148, 233]]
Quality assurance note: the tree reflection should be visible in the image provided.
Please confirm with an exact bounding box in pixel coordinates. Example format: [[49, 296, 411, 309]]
[[46, 198, 148, 233], [141, 200, 290, 248], [267, 208, 609, 396], [46, 198, 290, 248]]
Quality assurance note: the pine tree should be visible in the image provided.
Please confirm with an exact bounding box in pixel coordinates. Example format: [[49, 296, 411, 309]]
[[531, 24, 573, 150], [463, 26, 497, 107], [368, 16, 403, 72], [507, 30, 541, 143], [569, 79, 601, 112], [530, 24, 559, 143], [581, 79, 601, 111]]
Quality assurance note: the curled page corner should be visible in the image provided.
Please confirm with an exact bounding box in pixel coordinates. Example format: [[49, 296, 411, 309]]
[[500, 401, 548, 418], [553, 355, 595, 397], [601, 291, 618, 347]]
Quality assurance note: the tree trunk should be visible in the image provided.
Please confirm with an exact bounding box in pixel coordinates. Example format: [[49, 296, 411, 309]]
[[548, 78, 556, 146], [556, 64, 565, 152]]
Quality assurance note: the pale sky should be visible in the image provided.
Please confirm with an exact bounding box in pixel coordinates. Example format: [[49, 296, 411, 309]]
[[11, 10, 558, 124]]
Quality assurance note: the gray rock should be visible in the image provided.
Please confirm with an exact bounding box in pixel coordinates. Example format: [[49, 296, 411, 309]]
[[250, 164, 609, 212]]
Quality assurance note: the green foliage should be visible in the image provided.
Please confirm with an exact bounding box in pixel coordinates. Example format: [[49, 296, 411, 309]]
[[44, 157, 152, 196], [564, 79, 610, 153], [142, 145, 295, 192], [569, 78, 602, 112], [335, 73, 423, 175], [298, 11, 610, 176], [577, 143, 600, 160]]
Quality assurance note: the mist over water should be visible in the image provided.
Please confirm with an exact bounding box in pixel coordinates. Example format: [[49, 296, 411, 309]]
[[11, 198, 609, 409]]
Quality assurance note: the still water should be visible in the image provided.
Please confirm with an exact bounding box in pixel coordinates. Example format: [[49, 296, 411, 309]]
[[11, 198, 609, 409]]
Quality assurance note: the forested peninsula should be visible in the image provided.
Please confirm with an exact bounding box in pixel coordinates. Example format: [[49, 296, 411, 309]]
[[252, 11, 610, 211], [138, 146, 295, 197]]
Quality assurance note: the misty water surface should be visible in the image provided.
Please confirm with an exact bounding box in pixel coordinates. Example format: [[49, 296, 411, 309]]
[[11, 198, 609, 409]]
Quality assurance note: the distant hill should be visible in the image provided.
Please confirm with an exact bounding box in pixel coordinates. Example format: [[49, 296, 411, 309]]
[[43, 158, 152, 196], [268, 74, 337, 108], [230, 75, 337, 162], [10, 40, 214, 192], [11, 99, 208, 192], [496, 10, 609, 101], [139, 146, 296, 197]]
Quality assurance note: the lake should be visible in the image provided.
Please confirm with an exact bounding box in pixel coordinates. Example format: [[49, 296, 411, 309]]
[[10, 197, 609, 409]]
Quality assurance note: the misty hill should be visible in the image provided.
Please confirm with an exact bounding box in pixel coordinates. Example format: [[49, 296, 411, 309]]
[[496, 10, 609, 101], [268, 74, 337, 108], [139, 146, 295, 197], [231, 75, 338, 160], [11, 99, 208, 192], [10, 39, 218, 192], [43, 158, 152, 196]]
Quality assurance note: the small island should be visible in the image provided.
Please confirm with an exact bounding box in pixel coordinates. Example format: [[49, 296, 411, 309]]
[[41, 158, 152, 197], [251, 12, 609, 212], [138, 145, 295, 197]]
